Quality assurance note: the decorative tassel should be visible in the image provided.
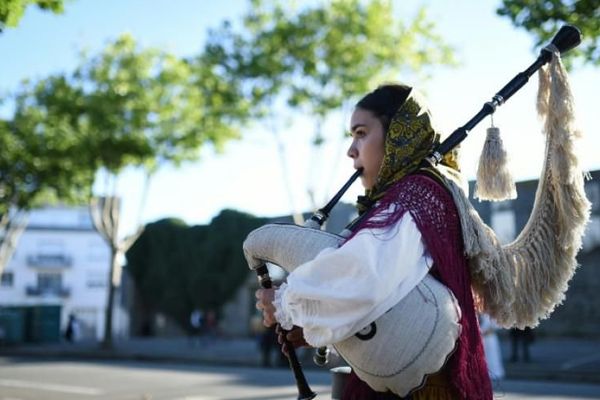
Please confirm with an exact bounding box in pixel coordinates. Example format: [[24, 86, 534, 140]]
[[474, 125, 517, 201], [447, 53, 591, 329]]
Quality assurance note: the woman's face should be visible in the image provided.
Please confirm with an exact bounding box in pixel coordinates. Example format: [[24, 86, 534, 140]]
[[347, 108, 385, 190]]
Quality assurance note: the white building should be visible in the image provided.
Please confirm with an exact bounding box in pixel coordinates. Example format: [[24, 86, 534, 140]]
[[0, 205, 128, 341]]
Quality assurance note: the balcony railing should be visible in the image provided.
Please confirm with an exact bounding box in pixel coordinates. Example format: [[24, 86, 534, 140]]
[[27, 254, 72, 268], [26, 285, 71, 298]]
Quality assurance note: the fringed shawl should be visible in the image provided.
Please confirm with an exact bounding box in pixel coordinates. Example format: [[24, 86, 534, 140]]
[[444, 54, 590, 329]]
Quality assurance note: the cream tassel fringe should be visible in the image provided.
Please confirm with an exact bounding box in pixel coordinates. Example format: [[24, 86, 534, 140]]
[[474, 126, 517, 201], [441, 52, 591, 328]]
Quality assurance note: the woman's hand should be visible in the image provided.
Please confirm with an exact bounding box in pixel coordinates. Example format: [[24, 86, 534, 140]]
[[276, 325, 310, 356], [255, 288, 277, 327], [255, 288, 310, 356]]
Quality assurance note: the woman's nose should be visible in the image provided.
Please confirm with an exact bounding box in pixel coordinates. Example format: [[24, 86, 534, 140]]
[[347, 141, 357, 159]]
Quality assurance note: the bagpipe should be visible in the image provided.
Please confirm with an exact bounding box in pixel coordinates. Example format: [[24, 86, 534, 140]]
[[243, 25, 586, 399]]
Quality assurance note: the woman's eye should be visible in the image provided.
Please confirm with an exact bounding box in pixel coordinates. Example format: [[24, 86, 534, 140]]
[[353, 130, 366, 138]]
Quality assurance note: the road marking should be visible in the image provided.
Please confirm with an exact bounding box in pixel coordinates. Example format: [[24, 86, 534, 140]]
[[0, 379, 104, 395]]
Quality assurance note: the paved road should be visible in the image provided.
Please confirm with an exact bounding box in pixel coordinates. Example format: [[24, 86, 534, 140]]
[[0, 357, 599, 400], [5, 335, 600, 385]]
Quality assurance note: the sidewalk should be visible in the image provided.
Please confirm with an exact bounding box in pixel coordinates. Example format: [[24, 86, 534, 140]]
[[499, 336, 600, 384], [1, 335, 599, 384]]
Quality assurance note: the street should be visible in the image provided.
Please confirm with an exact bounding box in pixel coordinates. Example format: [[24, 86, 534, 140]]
[[0, 357, 599, 400]]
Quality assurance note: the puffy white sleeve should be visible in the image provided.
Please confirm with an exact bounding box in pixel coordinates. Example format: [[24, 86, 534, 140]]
[[273, 213, 432, 347]]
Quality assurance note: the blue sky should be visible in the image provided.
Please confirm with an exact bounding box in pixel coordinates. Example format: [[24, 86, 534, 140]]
[[2, 0, 599, 236]]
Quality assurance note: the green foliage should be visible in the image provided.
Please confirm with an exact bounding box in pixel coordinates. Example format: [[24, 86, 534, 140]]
[[497, 0, 600, 66], [125, 210, 268, 329], [1, 1, 455, 217], [188, 43, 253, 155], [0, 0, 65, 31], [74, 34, 248, 172], [205, 0, 456, 119], [0, 74, 94, 215], [0, 33, 252, 217]]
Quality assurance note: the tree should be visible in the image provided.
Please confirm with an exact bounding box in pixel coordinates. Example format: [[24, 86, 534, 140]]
[[125, 218, 191, 329], [497, 0, 600, 66], [0, 74, 94, 274], [203, 0, 456, 215], [1, 34, 252, 348], [0, 0, 66, 31], [125, 210, 268, 330], [71, 34, 252, 348], [75, 34, 250, 170]]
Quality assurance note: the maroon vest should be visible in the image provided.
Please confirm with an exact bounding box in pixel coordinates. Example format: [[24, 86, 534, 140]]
[[343, 173, 492, 400]]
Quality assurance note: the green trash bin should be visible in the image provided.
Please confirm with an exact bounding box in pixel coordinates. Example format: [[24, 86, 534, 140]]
[[0, 307, 26, 344]]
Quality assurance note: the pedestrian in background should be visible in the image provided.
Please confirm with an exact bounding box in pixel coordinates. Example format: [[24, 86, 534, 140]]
[[479, 312, 505, 380], [64, 313, 80, 343], [509, 327, 535, 362], [189, 309, 203, 346]]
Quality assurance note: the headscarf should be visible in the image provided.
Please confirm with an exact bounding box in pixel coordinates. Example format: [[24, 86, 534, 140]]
[[356, 89, 459, 214]]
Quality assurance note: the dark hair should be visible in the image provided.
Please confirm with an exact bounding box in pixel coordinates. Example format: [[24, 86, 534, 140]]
[[355, 84, 412, 133]]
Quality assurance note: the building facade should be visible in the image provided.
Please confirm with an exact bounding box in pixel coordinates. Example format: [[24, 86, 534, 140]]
[[0, 205, 128, 341]]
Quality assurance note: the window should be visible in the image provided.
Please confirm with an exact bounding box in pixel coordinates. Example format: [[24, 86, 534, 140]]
[[29, 240, 72, 268], [86, 270, 106, 288], [37, 272, 62, 292], [1, 272, 13, 287], [38, 240, 65, 255]]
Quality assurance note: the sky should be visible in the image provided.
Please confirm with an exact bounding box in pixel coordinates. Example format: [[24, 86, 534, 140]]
[[1, 0, 598, 237]]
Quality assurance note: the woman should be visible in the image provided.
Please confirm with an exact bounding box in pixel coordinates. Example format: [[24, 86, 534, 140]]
[[256, 84, 492, 399]]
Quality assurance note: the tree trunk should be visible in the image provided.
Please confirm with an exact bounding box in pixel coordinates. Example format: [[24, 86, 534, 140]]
[[91, 194, 143, 349], [102, 247, 119, 349], [0, 210, 28, 276]]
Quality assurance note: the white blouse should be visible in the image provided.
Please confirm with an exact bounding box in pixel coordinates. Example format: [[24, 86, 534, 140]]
[[273, 212, 433, 347]]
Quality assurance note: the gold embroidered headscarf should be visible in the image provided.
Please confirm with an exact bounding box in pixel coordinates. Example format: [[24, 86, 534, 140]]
[[356, 89, 459, 214]]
